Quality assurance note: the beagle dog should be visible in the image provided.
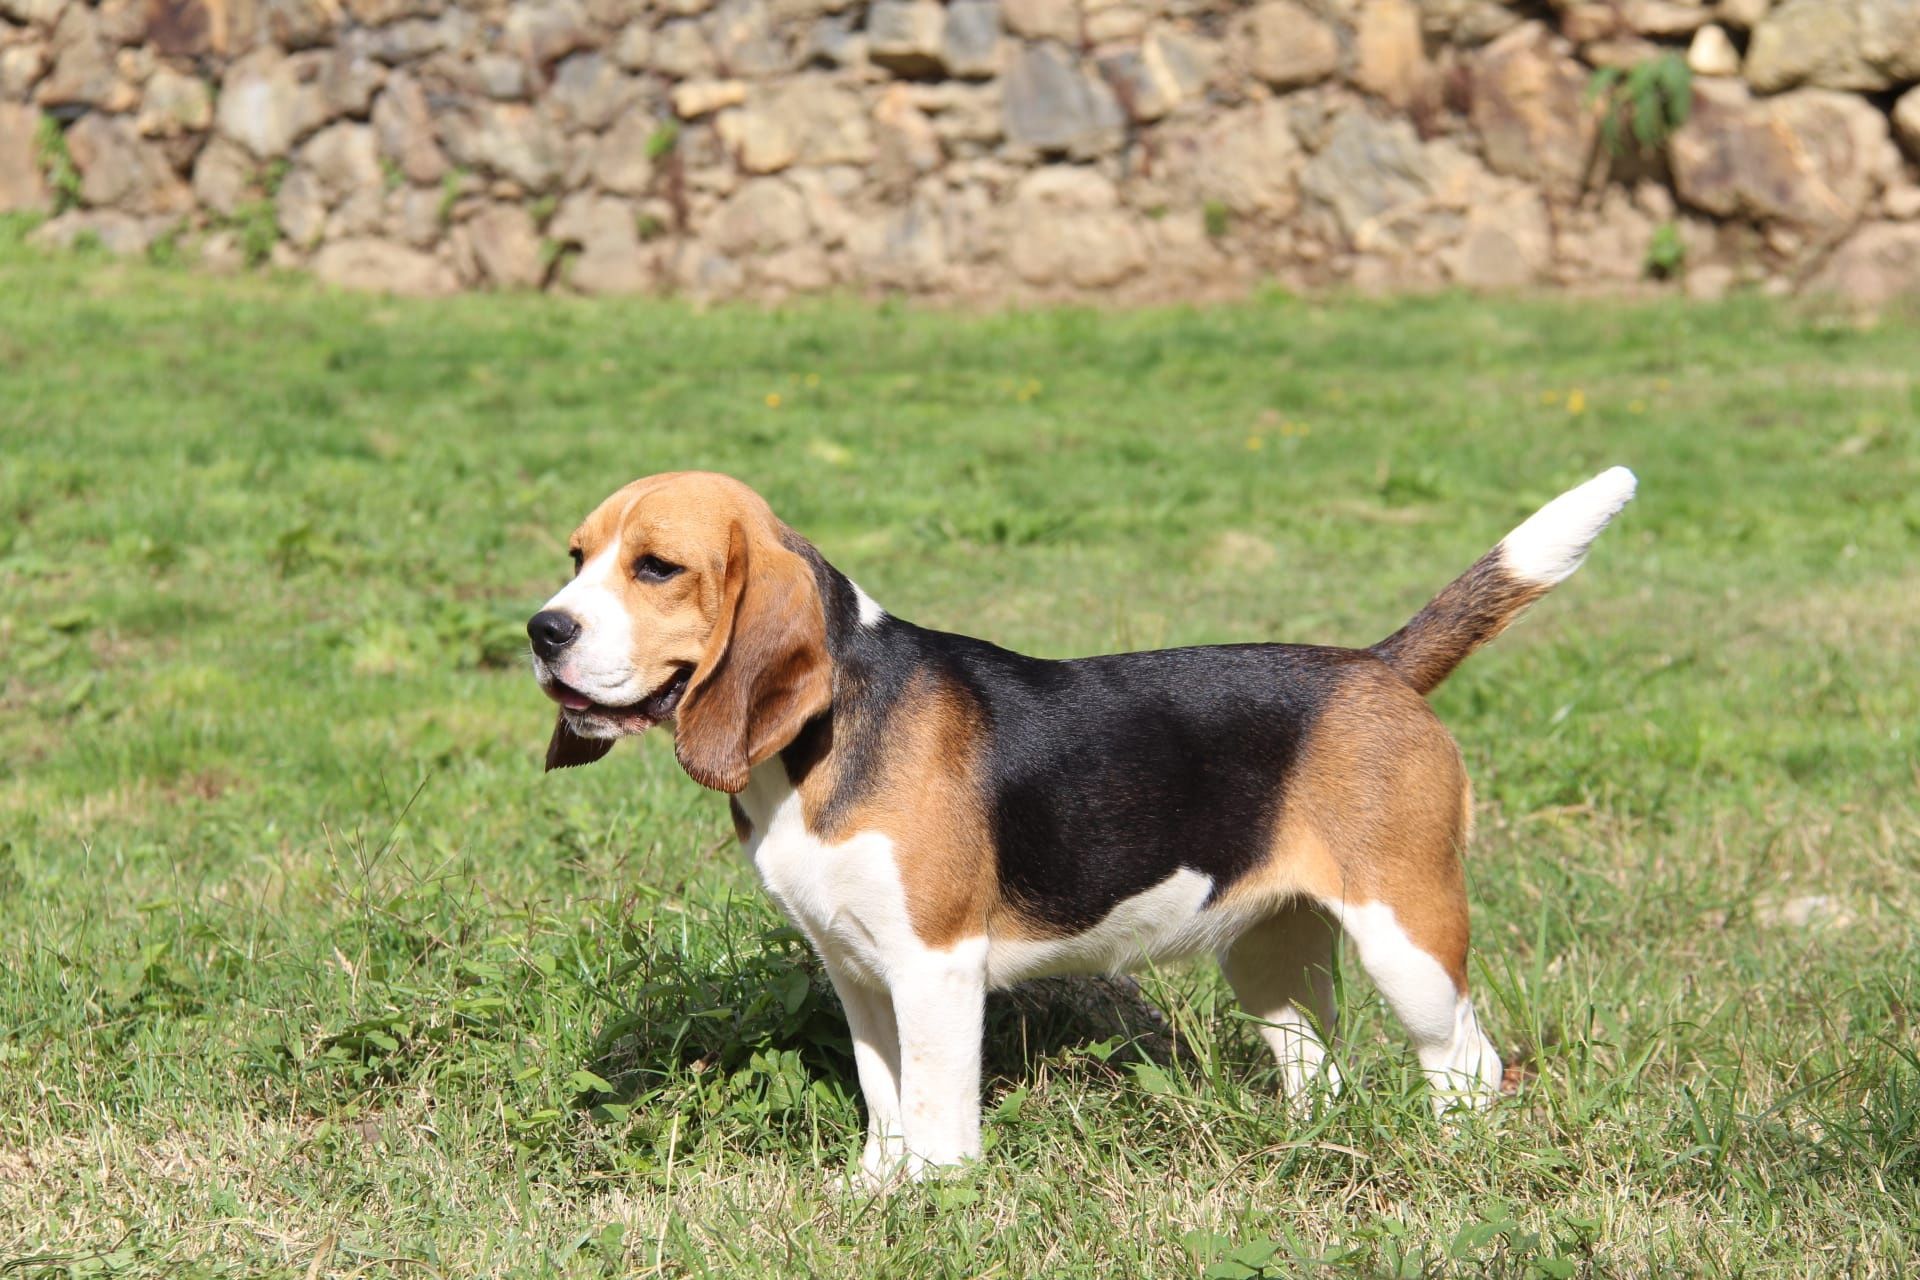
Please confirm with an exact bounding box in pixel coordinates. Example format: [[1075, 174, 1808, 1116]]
[[528, 467, 1636, 1182]]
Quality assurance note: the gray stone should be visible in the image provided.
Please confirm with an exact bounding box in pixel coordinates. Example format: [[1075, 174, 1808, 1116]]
[[191, 136, 256, 217], [651, 20, 717, 78], [217, 49, 329, 160], [1806, 223, 1920, 305], [66, 113, 192, 215], [1006, 167, 1146, 288], [1003, 42, 1123, 156], [343, 0, 443, 23], [589, 110, 658, 195], [1672, 81, 1896, 231], [441, 103, 568, 189], [320, 46, 387, 119], [707, 176, 810, 254], [1895, 85, 1920, 160], [36, 6, 120, 108], [275, 169, 327, 247], [0, 103, 49, 213], [1100, 25, 1213, 122], [372, 72, 446, 185], [611, 22, 652, 71], [869, 0, 946, 76], [392, 183, 444, 246], [471, 53, 529, 99], [805, 13, 865, 68], [1300, 110, 1430, 245], [1420, 0, 1522, 45], [302, 122, 383, 201], [704, 0, 799, 76], [944, 0, 1001, 79], [504, 0, 593, 69], [549, 192, 657, 293], [1244, 2, 1341, 90], [467, 202, 545, 287], [264, 0, 344, 50], [873, 83, 942, 188], [1162, 100, 1302, 217], [312, 236, 460, 295], [136, 66, 213, 137], [848, 196, 948, 289], [1748, 0, 1920, 92], [551, 53, 639, 131]]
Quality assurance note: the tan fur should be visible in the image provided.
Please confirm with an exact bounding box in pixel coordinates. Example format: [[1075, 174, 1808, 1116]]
[[795, 674, 999, 949], [563, 472, 832, 794], [1220, 663, 1474, 990]]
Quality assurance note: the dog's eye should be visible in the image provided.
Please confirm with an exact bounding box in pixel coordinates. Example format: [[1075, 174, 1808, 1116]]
[[634, 554, 683, 583], [568, 548, 584, 574]]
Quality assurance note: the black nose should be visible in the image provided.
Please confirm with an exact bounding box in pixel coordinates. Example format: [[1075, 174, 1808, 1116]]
[[527, 610, 581, 660]]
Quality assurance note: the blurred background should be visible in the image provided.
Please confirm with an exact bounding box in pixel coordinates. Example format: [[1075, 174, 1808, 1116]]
[[3, 0, 1919, 305]]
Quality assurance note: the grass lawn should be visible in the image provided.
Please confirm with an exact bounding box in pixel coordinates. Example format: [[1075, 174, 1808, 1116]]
[[2, 231, 1917, 1278]]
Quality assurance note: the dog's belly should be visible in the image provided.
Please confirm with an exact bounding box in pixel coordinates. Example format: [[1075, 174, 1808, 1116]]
[[985, 869, 1250, 987], [739, 766, 1251, 993]]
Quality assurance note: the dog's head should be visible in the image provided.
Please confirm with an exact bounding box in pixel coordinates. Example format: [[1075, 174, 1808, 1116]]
[[528, 471, 831, 792]]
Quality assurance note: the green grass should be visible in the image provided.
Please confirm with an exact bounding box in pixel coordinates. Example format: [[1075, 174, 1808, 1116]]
[[2, 238, 1917, 1278]]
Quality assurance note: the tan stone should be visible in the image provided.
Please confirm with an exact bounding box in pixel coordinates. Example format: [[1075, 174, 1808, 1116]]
[[467, 203, 545, 288], [672, 78, 746, 118], [1687, 23, 1741, 76], [706, 176, 809, 255], [1469, 23, 1596, 201], [1002, 0, 1078, 43], [136, 66, 214, 137], [1672, 81, 1897, 232], [1894, 85, 1920, 160], [1624, 0, 1712, 37], [191, 137, 256, 217], [1352, 0, 1429, 108], [0, 103, 49, 214], [1747, 0, 1920, 92], [67, 113, 192, 215], [313, 237, 460, 295], [1805, 222, 1920, 305], [1161, 99, 1303, 218], [372, 72, 447, 186], [590, 111, 658, 196], [1243, 2, 1340, 90], [0, 43, 49, 100]]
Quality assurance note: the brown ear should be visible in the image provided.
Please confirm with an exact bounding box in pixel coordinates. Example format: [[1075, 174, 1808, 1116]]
[[672, 523, 832, 793], [545, 715, 614, 771]]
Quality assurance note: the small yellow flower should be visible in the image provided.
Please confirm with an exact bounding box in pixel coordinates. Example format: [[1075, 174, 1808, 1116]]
[[804, 372, 821, 388], [1246, 435, 1264, 451], [1541, 389, 1562, 406], [765, 392, 782, 409], [1629, 399, 1647, 415], [1566, 388, 1587, 415]]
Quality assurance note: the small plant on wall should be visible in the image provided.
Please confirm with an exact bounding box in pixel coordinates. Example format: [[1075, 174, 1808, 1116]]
[[1584, 53, 1692, 192]]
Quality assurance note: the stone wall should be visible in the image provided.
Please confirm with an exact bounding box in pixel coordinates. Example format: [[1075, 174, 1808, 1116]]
[[4, 0, 1920, 302]]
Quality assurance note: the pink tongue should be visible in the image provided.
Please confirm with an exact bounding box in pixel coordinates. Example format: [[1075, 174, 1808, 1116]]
[[560, 691, 592, 710]]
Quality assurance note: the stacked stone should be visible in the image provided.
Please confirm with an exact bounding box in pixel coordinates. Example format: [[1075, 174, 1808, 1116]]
[[1, 0, 1918, 301]]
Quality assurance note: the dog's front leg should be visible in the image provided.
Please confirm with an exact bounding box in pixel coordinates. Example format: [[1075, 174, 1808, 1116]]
[[822, 961, 906, 1185], [892, 938, 987, 1177]]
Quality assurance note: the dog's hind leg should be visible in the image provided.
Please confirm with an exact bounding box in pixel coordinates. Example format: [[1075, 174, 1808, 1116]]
[[1331, 896, 1502, 1114], [1219, 902, 1343, 1105]]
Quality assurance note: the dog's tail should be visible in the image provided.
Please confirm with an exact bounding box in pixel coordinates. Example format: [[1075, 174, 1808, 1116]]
[[1370, 467, 1637, 696]]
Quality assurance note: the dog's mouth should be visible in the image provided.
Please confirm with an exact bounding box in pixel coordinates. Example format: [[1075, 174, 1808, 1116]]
[[542, 666, 692, 732]]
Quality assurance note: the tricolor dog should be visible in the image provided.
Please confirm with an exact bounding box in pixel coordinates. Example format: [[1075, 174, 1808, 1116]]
[[528, 468, 1636, 1183]]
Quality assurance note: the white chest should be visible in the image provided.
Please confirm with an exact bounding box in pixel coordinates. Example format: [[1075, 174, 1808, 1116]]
[[735, 766, 920, 987]]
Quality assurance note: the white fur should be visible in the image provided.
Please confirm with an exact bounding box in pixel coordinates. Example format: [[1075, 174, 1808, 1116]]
[[1496, 465, 1637, 587], [736, 764, 985, 1182], [985, 869, 1252, 988], [737, 761, 1502, 1182], [1325, 900, 1501, 1113], [850, 580, 886, 628], [532, 546, 642, 706]]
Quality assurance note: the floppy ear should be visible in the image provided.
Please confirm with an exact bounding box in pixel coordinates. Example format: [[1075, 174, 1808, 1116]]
[[546, 715, 614, 771], [672, 523, 832, 793]]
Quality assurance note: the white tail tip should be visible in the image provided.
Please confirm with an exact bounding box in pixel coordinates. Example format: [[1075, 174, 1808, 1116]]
[[1497, 466, 1637, 586]]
